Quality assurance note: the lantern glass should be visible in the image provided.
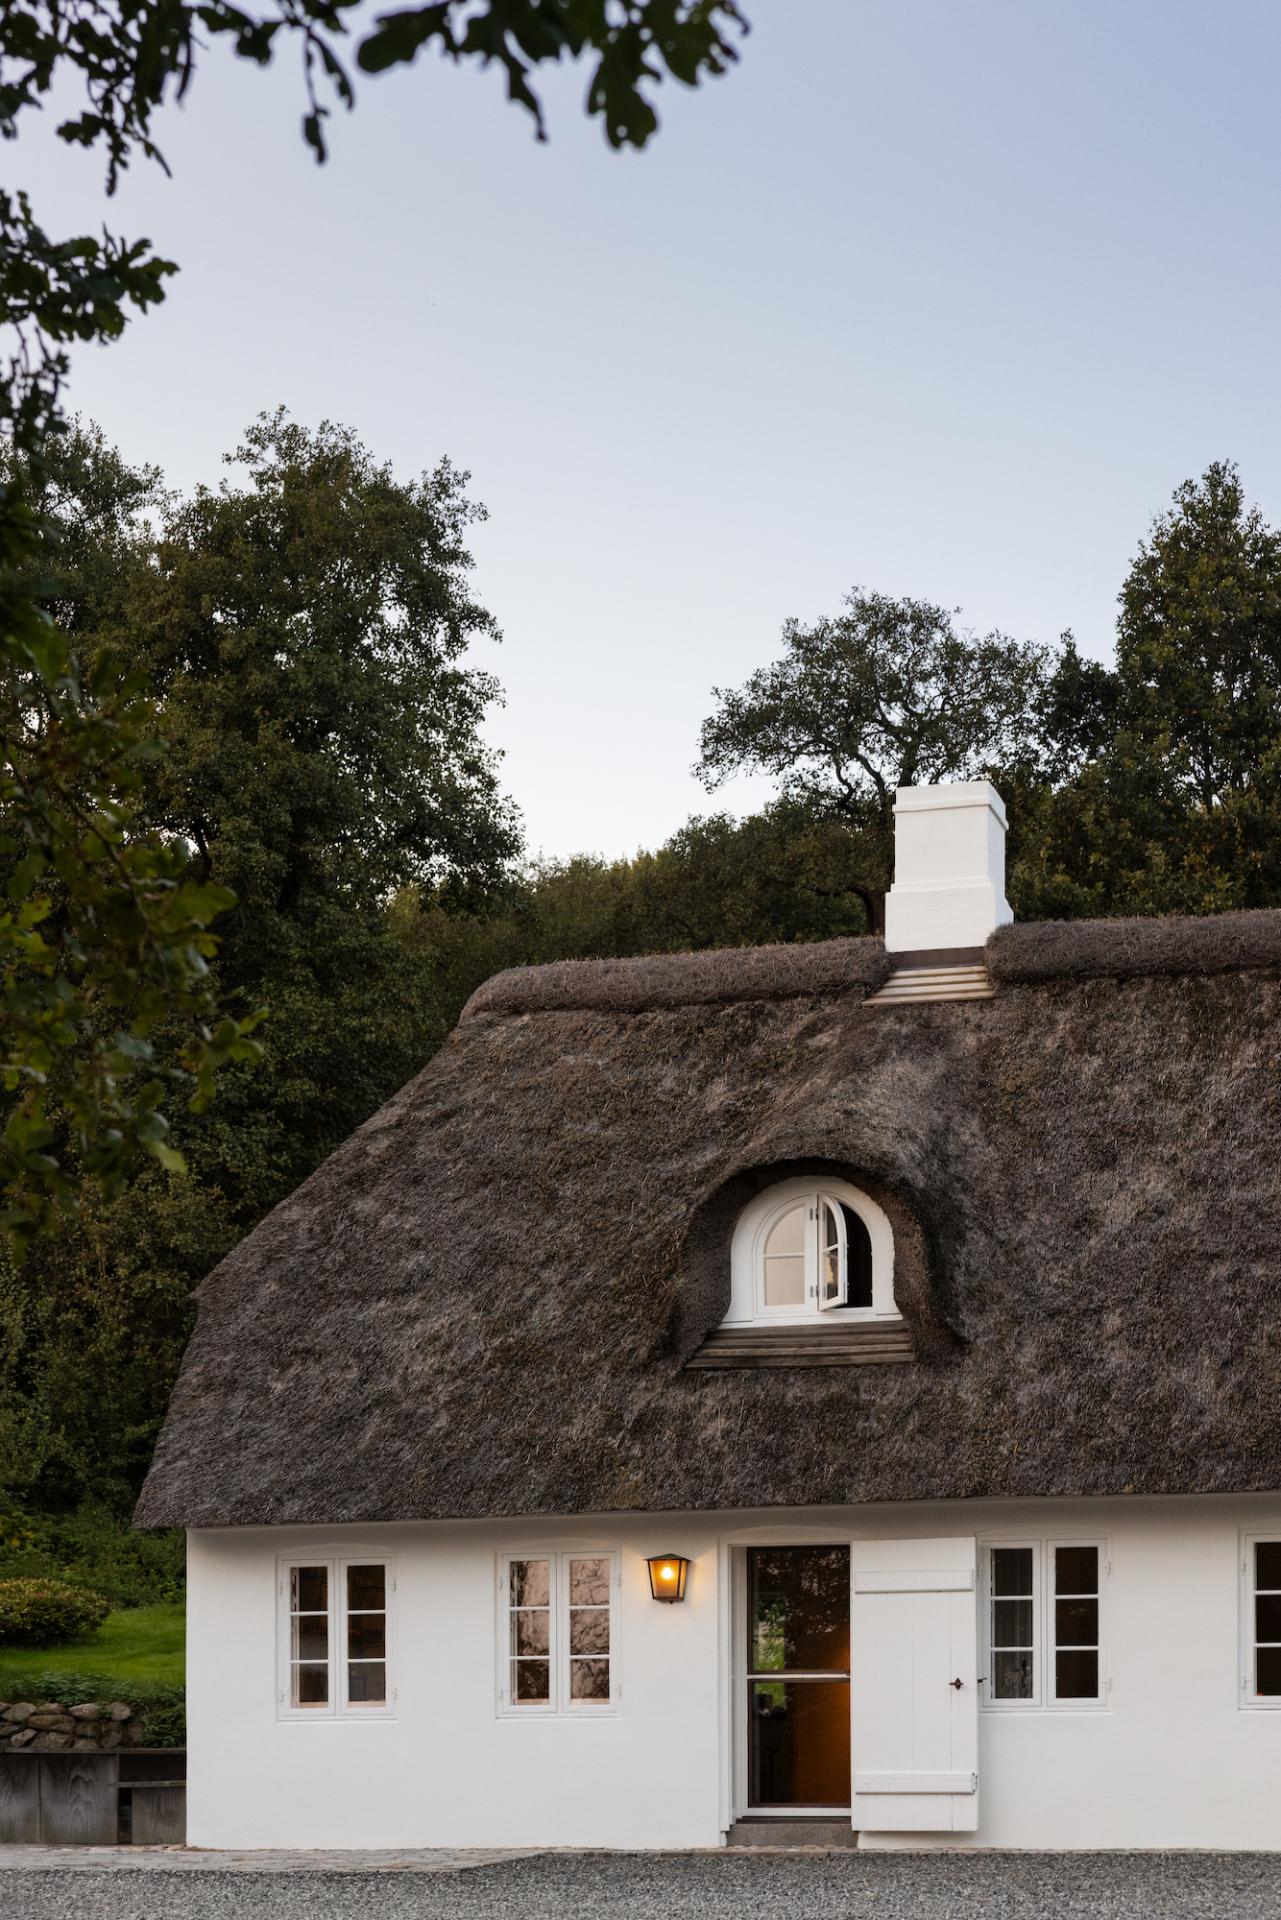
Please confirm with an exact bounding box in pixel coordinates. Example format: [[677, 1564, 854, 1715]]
[[647, 1554, 689, 1602]]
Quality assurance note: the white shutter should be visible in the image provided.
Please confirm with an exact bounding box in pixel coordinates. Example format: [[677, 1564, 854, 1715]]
[[850, 1537, 978, 1833]]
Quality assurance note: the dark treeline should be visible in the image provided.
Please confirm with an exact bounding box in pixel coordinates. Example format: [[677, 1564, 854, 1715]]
[[4, 419, 1281, 1526]]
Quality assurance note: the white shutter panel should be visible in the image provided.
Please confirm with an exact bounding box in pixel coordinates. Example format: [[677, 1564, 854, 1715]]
[[850, 1537, 978, 1833]]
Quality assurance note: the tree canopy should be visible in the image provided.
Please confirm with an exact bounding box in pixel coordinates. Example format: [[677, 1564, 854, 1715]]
[[696, 589, 1051, 928], [2, 411, 516, 1506], [0, 0, 747, 1243]]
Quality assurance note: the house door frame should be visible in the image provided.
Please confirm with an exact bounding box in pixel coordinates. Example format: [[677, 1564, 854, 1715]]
[[728, 1541, 854, 1819]]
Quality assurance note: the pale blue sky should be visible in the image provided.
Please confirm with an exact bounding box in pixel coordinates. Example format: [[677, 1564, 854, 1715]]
[[23, 0, 1281, 856]]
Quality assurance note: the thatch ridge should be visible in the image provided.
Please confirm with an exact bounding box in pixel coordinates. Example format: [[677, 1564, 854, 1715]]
[[137, 948, 1281, 1530], [461, 908, 1281, 1026], [461, 937, 891, 1019], [989, 907, 1281, 983]]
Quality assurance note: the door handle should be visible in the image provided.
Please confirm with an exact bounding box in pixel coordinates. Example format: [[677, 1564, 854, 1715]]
[[950, 1677, 964, 1690]]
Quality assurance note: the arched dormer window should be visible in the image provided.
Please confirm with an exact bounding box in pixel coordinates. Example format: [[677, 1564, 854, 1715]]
[[724, 1177, 896, 1327]]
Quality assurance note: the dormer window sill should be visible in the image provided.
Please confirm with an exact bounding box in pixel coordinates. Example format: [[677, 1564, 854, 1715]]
[[685, 1317, 914, 1370]]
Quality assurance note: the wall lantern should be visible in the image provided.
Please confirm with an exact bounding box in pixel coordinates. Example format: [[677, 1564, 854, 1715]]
[[647, 1554, 690, 1603]]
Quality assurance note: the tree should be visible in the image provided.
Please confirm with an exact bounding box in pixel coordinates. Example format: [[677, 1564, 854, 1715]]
[[0, 1, 747, 1241], [0, 441, 263, 1251], [406, 798, 878, 998], [1, 1, 748, 445], [696, 589, 1051, 927], [2, 412, 517, 1505], [1011, 464, 1281, 920]]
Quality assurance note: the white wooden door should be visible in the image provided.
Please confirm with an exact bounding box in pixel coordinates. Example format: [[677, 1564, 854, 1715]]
[[850, 1537, 978, 1833]]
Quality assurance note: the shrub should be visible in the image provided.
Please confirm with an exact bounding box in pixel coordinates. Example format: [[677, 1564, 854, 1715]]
[[0, 1577, 111, 1647], [134, 1694, 186, 1747], [0, 1504, 184, 1609]]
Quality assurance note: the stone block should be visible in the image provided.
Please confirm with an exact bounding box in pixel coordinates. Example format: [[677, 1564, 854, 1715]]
[[27, 1712, 76, 1733], [9, 1727, 36, 1749], [106, 1702, 133, 1722], [69, 1702, 101, 1721], [31, 1731, 72, 1751], [2, 1703, 34, 1724]]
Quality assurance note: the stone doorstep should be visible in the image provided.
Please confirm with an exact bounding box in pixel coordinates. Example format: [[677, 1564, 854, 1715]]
[[726, 1819, 859, 1850]]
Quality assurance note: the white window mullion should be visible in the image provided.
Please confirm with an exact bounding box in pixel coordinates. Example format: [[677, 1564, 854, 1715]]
[[279, 1555, 393, 1722], [500, 1550, 617, 1718], [1047, 1541, 1104, 1708], [1243, 1535, 1281, 1709], [982, 1541, 1040, 1710]]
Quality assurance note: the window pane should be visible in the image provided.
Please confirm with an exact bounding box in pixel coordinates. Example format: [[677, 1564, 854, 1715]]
[[765, 1204, 805, 1258], [291, 1566, 328, 1612], [1055, 1648, 1099, 1699], [293, 1664, 329, 1707], [348, 1612, 386, 1661], [1055, 1546, 1098, 1595], [1055, 1597, 1098, 1648], [842, 1207, 874, 1309], [510, 1559, 549, 1607], [347, 1564, 385, 1611], [1256, 1646, 1281, 1696], [1256, 1594, 1281, 1643], [513, 1659, 550, 1703], [763, 1255, 806, 1307], [1256, 1542, 1281, 1590], [512, 1609, 550, 1656], [992, 1599, 1033, 1649], [347, 1661, 386, 1705], [822, 1243, 841, 1302], [569, 1558, 611, 1607], [992, 1650, 1034, 1700], [991, 1547, 1034, 1597], [748, 1679, 850, 1808], [569, 1609, 610, 1655], [748, 1547, 850, 1674], [292, 1613, 328, 1662], [569, 1658, 610, 1702]]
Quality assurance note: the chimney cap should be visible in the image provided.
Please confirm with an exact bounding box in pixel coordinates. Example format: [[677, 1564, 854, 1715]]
[[893, 780, 1008, 826]]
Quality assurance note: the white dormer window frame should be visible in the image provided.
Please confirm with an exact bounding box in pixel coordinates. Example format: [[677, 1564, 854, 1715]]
[[724, 1176, 897, 1327]]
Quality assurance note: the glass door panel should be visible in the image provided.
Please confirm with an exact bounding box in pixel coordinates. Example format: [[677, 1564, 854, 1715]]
[[745, 1547, 850, 1810]]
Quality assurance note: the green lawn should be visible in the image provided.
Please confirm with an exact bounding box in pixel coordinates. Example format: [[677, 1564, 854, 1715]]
[[0, 1602, 185, 1691]]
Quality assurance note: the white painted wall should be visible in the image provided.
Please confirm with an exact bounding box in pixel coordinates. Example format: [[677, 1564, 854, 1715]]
[[187, 1493, 1281, 1851]]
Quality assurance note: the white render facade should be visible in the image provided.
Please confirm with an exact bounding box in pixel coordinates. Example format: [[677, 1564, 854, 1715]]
[[187, 1492, 1281, 1852]]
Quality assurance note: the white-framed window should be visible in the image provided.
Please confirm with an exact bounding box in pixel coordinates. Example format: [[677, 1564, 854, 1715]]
[[1241, 1535, 1281, 1708], [278, 1557, 395, 1719], [498, 1550, 619, 1716], [980, 1538, 1107, 1711], [724, 1176, 896, 1327]]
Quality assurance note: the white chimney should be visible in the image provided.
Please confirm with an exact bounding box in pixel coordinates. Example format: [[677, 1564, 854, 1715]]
[[883, 781, 1012, 955]]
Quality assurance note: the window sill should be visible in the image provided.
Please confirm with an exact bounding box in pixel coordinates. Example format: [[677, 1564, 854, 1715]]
[[685, 1319, 913, 1369]]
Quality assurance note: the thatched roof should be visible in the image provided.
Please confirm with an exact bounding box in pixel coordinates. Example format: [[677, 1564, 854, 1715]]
[[136, 910, 1281, 1529]]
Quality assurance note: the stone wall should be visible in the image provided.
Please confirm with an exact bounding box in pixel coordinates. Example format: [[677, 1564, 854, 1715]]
[[0, 1698, 144, 1751]]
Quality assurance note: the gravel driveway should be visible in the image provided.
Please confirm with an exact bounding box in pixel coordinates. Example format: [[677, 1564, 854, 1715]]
[[5, 1852, 1281, 1920]]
